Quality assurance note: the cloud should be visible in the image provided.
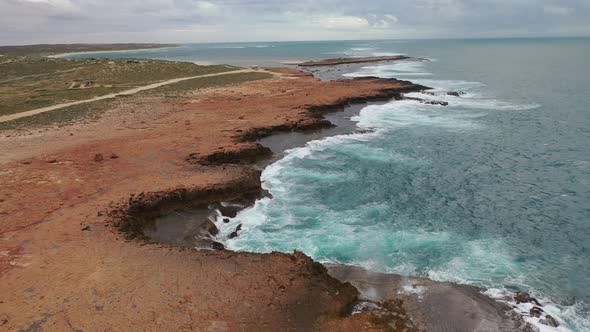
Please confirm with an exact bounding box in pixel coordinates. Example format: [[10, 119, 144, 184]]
[[14, 0, 80, 14], [0, 0, 589, 45], [370, 14, 399, 29], [195, 1, 220, 15], [543, 5, 574, 15], [311, 15, 370, 30], [384, 14, 399, 23]]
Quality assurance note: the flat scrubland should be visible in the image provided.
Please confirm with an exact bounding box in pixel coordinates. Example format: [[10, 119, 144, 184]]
[[0, 43, 179, 57], [0, 54, 274, 131], [0, 56, 241, 116], [0, 71, 272, 131]]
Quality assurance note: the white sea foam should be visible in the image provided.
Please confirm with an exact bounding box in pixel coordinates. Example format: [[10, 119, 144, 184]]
[[405, 91, 541, 111], [372, 52, 405, 57], [400, 76, 538, 111], [351, 301, 382, 314], [222, 96, 485, 250], [423, 238, 589, 331], [352, 100, 482, 131], [343, 61, 432, 78], [426, 239, 520, 285], [215, 45, 272, 49], [218, 58, 586, 330], [323, 51, 348, 55], [376, 40, 408, 44], [399, 281, 428, 301], [412, 79, 487, 91], [345, 62, 540, 111], [484, 288, 589, 332]]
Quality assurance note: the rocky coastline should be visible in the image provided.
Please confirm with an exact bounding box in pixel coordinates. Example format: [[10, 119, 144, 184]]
[[298, 55, 410, 67], [106, 74, 534, 330], [0, 68, 536, 331]]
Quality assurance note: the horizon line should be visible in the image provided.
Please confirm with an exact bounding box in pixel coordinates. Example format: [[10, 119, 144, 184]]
[[2, 35, 590, 48]]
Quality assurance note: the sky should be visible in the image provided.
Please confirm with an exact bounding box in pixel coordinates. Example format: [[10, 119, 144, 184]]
[[1, 0, 590, 45]]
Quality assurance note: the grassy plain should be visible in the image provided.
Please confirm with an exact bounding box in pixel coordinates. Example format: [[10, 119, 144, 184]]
[[0, 57, 238, 116], [0, 71, 272, 131]]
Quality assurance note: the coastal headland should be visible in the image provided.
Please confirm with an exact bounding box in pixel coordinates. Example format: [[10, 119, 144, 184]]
[[297, 55, 410, 67], [0, 58, 533, 330]]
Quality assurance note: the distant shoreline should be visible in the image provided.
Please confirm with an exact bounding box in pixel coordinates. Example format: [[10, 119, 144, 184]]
[[297, 55, 410, 67], [47, 45, 183, 58]]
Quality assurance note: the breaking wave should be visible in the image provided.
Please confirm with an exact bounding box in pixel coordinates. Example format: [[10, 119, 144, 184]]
[[218, 60, 584, 331]]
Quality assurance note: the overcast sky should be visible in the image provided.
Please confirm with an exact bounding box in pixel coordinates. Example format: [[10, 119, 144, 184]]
[[1, 0, 589, 45]]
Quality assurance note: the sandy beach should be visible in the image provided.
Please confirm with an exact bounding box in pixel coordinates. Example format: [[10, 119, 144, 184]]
[[47, 45, 183, 58]]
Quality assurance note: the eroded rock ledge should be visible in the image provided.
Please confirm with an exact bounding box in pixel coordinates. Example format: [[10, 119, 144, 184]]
[[186, 143, 273, 165], [328, 265, 534, 332], [109, 168, 263, 244], [1, 69, 530, 331], [106, 74, 529, 331], [239, 77, 428, 141], [298, 56, 411, 67], [110, 76, 429, 249]]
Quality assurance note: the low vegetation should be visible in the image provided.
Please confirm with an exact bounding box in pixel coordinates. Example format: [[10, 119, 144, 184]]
[[142, 72, 272, 96], [0, 57, 237, 116], [0, 72, 272, 131], [0, 43, 273, 131], [0, 44, 179, 58]]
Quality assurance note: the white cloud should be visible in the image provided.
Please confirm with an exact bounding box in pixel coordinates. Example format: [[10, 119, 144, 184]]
[[384, 14, 399, 24], [195, 1, 220, 15], [371, 14, 399, 29], [543, 5, 573, 15], [1, 0, 589, 44], [17, 0, 78, 11], [311, 15, 370, 30]]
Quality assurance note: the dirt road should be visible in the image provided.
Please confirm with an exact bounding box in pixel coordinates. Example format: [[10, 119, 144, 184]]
[[0, 68, 259, 123]]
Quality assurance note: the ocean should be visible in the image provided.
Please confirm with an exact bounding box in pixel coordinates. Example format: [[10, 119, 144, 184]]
[[67, 38, 590, 331]]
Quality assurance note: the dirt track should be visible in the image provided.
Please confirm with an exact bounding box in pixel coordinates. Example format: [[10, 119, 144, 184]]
[[0, 68, 261, 123]]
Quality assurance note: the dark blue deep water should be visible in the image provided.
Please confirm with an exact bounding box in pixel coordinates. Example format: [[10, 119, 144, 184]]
[[70, 38, 590, 330]]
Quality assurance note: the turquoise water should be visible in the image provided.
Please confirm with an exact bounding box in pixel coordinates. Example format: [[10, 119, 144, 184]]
[[63, 40, 400, 66], [74, 39, 590, 330]]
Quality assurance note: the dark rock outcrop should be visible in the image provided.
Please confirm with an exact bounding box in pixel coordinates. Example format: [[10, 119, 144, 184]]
[[109, 169, 263, 250], [186, 144, 272, 165], [298, 55, 410, 67], [447, 91, 465, 97], [541, 315, 560, 327], [211, 241, 225, 250], [529, 306, 544, 318], [403, 96, 449, 106], [240, 78, 429, 142], [514, 292, 541, 306], [423, 91, 464, 97], [229, 224, 242, 239], [201, 219, 219, 236], [422, 100, 449, 106]]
